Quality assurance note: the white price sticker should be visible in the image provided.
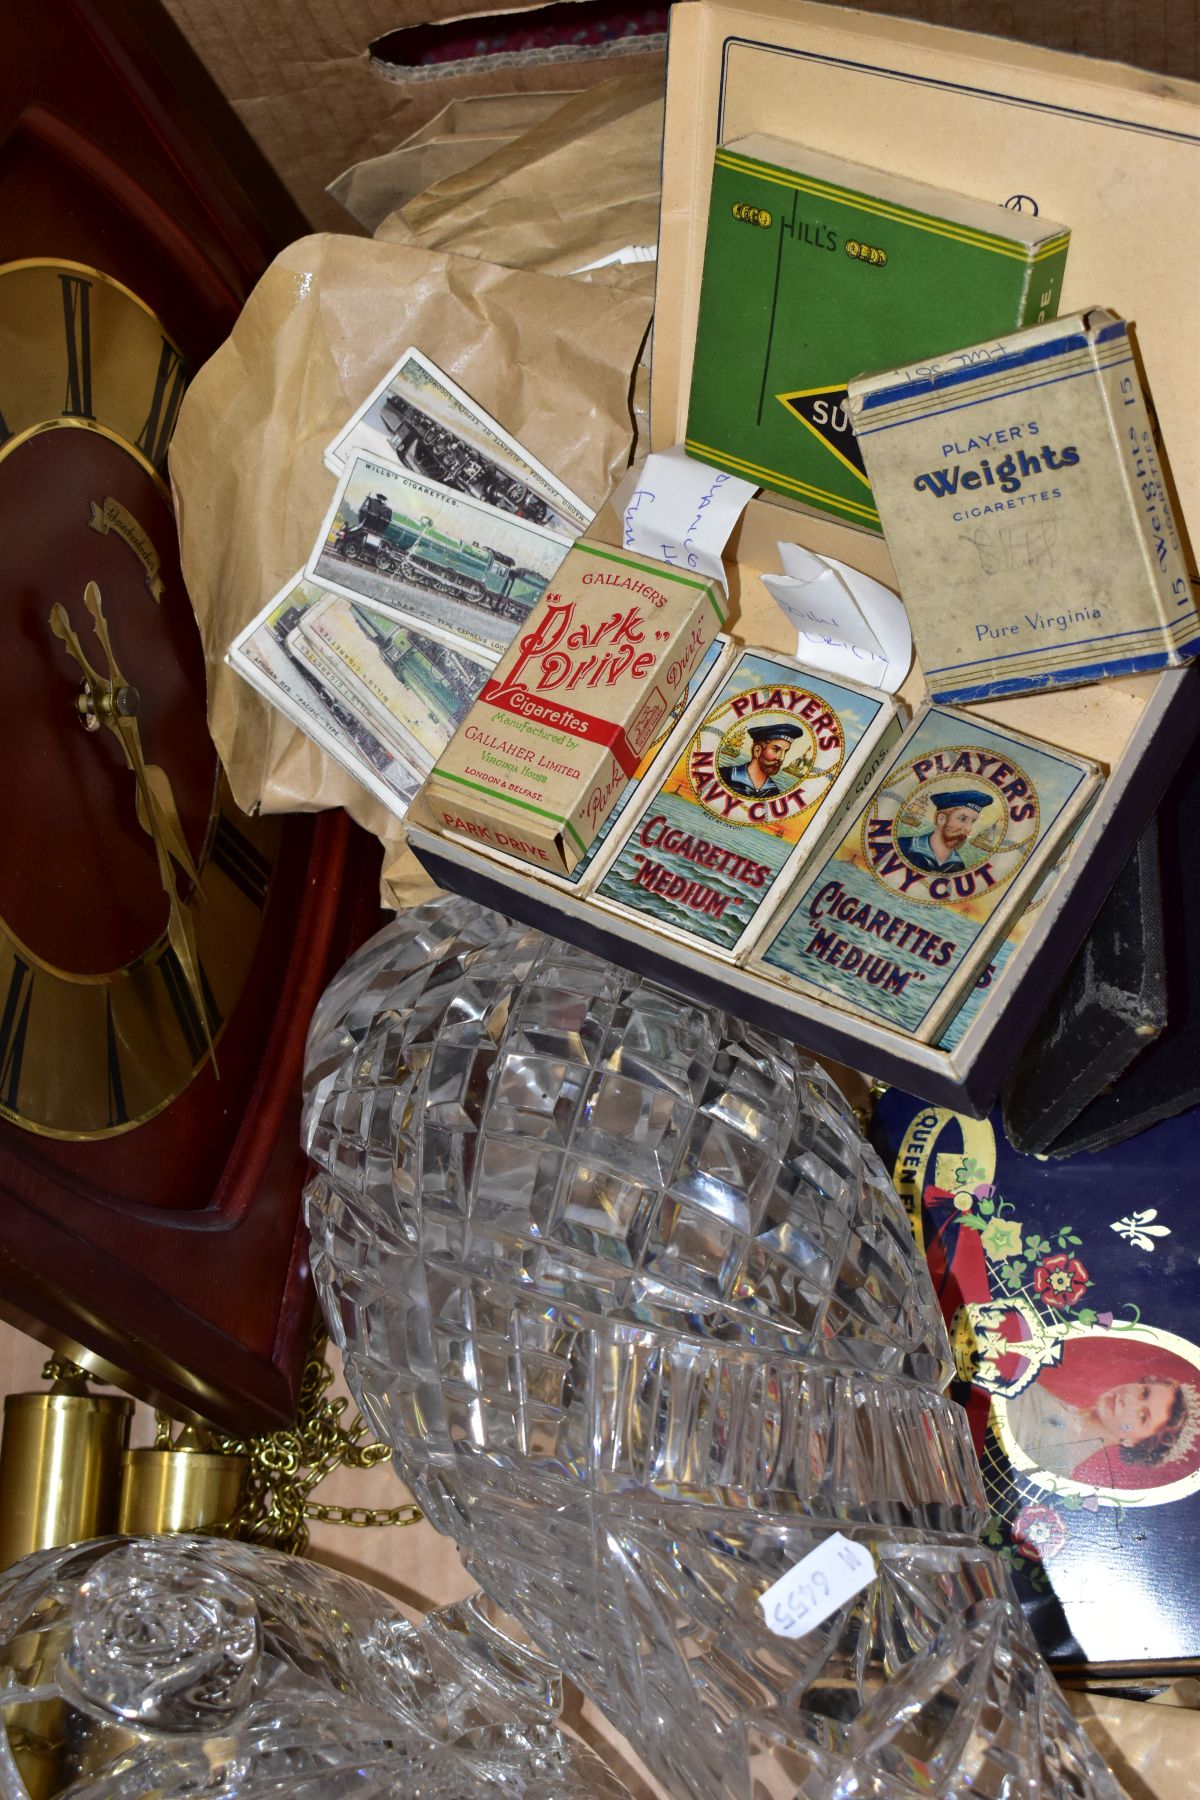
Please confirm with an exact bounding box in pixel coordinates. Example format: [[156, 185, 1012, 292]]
[[757, 1534, 876, 1640]]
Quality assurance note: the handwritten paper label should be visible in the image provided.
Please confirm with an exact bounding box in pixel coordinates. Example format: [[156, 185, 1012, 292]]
[[615, 446, 757, 593], [757, 1533, 875, 1639], [763, 543, 911, 693]]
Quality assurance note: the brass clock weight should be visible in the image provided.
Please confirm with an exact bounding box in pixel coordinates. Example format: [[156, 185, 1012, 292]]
[[0, 1336, 420, 1569]]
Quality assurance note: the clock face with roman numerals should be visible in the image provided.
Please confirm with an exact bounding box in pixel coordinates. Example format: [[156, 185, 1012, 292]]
[[0, 257, 281, 1138]]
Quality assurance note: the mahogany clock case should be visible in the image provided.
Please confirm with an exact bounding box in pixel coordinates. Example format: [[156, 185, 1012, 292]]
[[0, 0, 377, 1432]]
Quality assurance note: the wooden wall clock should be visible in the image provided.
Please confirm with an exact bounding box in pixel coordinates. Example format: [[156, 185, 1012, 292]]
[[0, 0, 380, 1430]]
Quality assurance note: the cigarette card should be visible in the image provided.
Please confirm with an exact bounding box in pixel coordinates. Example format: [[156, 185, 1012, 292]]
[[849, 308, 1199, 701], [437, 636, 735, 893], [228, 574, 424, 817], [288, 618, 432, 771], [298, 594, 493, 773], [591, 649, 903, 959], [747, 704, 1101, 1040], [325, 344, 591, 536], [416, 539, 727, 876], [309, 454, 572, 656], [285, 624, 434, 780]]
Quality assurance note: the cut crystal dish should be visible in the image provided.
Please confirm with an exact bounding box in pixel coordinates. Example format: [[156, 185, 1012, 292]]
[[0, 1533, 628, 1797], [303, 898, 1121, 1800]]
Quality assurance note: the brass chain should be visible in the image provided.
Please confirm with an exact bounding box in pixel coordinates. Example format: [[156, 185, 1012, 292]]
[[303, 1501, 423, 1529], [206, 1325, 423, 1554]]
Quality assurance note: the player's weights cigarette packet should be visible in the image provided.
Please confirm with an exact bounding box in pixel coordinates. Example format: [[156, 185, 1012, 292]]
[[591, 650, 904, 960], [417, 541, 727, 876], [849, 308, 1199, 702], [747, 704, 1101, 1042], [685, 134, 1070, 532]]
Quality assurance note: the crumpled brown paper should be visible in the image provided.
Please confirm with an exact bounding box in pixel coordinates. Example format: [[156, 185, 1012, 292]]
[[170, 232, 652, 907], [328, 91, 578, 234], [373, 74, 663, 467], [376, 72, 663, 296]]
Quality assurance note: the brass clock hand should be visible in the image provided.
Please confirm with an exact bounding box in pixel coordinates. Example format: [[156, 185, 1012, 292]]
[[80, 582, 203, 891], [48, 603, 108, 730], [51, 588, 217, 1075], [51, 594, 202, 888], [81, 585, 216, 1075], [160, 846, 219, 1078]]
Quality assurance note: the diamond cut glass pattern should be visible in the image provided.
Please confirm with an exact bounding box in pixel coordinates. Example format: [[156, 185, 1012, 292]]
[[302, 898, 1122, 1800], [0, 1535, 630, 1797]]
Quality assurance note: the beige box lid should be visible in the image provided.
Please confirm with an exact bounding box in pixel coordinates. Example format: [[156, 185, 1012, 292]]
[[654, 0, 1200, 537]]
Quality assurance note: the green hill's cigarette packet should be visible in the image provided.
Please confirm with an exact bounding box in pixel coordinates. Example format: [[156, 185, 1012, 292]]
[[417, 540, 727, 876], [849, 308, 1199, 701], [685, 134, 1069, 532], [591, 648, 904, 960], [747, 704, 1101, 1041]]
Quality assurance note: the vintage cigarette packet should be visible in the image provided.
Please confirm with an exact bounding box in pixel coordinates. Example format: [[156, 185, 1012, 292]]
[[849, 308, 1199, 701], [747, 704, 1101, 1041], [308, 454, 571, 656], [436, 636, 734, 894], [686, 133, 1069, 531], [591, 650, 904, 960], [935, 799, 1095, 1052], [415, 540, 727, 876]]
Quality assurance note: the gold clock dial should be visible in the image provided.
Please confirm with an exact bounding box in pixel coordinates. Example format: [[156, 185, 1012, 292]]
[[0, 257, 280, 1140], [0, 257, 188, 464]]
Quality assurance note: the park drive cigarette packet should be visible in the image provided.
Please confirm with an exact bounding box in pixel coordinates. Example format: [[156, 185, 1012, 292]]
[[417, 540, 727, 875], [591, 648, 904, 961], [747, 704, 1101, 1042], [849, 308, 1199, 702], [434, 637, 735, 894]]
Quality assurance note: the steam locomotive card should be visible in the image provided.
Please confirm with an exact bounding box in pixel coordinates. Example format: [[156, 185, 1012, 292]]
[[309, 454, 572, 655], [297, 595, 493, 774], [227, 573, 424, 818], [323, 345, 591, 538]]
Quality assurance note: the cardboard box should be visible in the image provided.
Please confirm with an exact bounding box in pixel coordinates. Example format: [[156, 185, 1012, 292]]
[[646, 0, 1199, 1108], [414, 0, 1200, 1113]]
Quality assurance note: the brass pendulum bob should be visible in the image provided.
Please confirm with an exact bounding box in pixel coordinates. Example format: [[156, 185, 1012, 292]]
[[117, 1416, 245, 1533], [0, 1360, 134, 1799], [0, 1358, 132, 1571]]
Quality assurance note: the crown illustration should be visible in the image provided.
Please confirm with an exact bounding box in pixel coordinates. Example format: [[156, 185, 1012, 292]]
[[950, 1298, 1066, 1398]]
